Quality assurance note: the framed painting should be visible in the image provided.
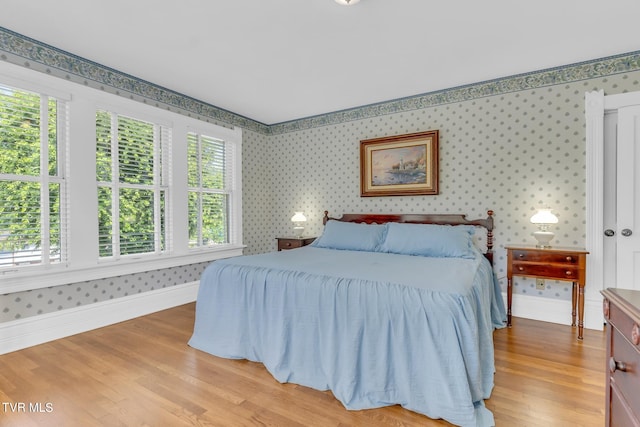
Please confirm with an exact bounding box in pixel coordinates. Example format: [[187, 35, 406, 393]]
[[360, 130, 439, 197]]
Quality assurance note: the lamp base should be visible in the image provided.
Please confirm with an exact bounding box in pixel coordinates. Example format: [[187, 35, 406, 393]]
[[533, 230, 555, 248]]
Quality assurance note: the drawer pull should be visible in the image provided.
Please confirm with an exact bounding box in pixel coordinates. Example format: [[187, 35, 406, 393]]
[[633, 324, 640, 346], [518, 253, 525, 258], [518, 266, 524, 271], [566, 256, 573, 262], [609, 357, 627, 373], [565, 271, 573, 276]]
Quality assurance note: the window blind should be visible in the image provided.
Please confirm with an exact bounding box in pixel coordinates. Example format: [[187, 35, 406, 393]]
[[187, 132, 234, 248], [0, 84, 65, 268], [96, 111, 170, 258]]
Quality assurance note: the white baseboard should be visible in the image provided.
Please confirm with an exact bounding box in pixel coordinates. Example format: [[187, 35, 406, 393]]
[[0, 281, 199, 355], [503, 292, 605, 331]]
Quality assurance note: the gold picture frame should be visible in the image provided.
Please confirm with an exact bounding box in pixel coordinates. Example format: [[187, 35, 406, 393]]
[[360, 130, 439, 197]]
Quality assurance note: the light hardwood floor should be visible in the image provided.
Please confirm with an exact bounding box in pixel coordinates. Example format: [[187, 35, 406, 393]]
[[0, 303, 605, 426]]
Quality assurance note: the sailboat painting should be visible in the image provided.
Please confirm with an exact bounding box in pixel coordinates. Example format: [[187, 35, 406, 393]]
[[371, 145, 427, 186], [360, 130, 439, 196]]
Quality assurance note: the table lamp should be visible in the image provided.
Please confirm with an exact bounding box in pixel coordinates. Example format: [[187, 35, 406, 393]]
[[291, 212, 307, 238], [530, 208, 558, 248]]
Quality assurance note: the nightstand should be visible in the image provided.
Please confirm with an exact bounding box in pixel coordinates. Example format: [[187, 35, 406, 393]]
[[506, 245, 589, 339], [276, 237, 316, 251]]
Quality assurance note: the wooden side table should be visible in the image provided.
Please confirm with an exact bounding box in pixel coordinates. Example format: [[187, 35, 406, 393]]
[[276, 237, 316, 251], [506, 245, 589, 339]]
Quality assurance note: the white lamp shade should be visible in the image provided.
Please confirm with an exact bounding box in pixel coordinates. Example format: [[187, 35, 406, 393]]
[[530, 208, 558, 248], [291, 212, 307, 223], [530, 208, 558, 225], [291, 212, 306, 238]]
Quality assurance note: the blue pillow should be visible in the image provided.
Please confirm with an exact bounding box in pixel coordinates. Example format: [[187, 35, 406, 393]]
[[380, 223, 476, 258], [311, 220, 387, 252]]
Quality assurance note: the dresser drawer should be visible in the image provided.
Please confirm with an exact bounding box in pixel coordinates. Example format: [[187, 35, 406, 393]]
[[601, 288, 640, 426], [511, 249, 580, 264], [610, 384, 640, 427], [609, 301, 640, 348], [511, 263, 579, 280], [610, 327, 640, 420]]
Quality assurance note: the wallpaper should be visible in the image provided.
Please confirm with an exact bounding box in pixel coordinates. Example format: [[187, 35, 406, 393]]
[[2, 263, 210, 322], [261, 69, 640, 303], [2, 26, 640, 322], [267, 77, 627, 299], [242, 128, 275, 254]]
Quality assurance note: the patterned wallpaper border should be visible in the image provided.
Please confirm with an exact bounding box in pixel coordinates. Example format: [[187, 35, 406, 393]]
[[270, 51, 640, 134], [1, 26, 640, 136], [0, 26, 269, 134]]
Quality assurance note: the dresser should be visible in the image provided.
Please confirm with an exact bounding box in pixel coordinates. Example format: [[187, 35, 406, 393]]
[[601, 288, 640, 427], [505, 246, 588, 339]]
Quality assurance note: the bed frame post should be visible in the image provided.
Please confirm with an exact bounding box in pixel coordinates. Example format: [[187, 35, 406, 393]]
[[486, 210, 494, 265]]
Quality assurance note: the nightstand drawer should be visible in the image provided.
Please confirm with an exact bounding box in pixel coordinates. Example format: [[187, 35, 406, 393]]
[[281, 240, 302, 249], [512, 263, 579, 280], [511, 249, 579, 264], [276, 237, 316, 251]]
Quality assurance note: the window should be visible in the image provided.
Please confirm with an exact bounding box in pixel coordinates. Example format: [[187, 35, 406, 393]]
[[0, 84, 65, 268], [187, 132, 233, 248], [0, 62, 243, 290], [96, 111, 170, 259]]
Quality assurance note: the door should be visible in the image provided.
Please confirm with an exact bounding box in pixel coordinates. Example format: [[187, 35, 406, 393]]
[[616, 105, 640, 290]]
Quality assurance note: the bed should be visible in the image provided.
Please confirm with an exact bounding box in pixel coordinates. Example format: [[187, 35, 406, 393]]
[[189, 211, 506, 427]]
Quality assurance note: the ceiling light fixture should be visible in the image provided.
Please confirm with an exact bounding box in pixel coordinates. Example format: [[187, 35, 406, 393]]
[[334, 0, 360, 5]]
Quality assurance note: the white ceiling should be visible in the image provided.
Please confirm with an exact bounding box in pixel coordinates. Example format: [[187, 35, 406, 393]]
[[2, 0, 640, 125]]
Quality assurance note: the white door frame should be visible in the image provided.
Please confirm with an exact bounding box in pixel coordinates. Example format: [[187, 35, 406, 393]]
[[585, 90, 640, 327]]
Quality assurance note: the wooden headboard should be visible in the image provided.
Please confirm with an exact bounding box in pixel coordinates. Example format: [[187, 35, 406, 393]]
[[322, 210, 495, 264]]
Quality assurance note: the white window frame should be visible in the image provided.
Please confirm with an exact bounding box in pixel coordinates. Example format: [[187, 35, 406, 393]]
[[0, 75, 70, 274], [96, 109, 172, 261], [0, 61, 244, 294], [181, 120, 243, 253], [187, 129, 239, 250]]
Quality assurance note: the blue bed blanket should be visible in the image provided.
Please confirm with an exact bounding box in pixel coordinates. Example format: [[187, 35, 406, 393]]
[[189, 246, 506, 427]]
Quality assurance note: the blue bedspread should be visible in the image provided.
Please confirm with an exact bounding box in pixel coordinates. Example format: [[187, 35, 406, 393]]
[[189, 246, 506, 427]]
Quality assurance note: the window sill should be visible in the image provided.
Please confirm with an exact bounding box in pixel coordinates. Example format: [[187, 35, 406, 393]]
[[0, 244, 245, 293]]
